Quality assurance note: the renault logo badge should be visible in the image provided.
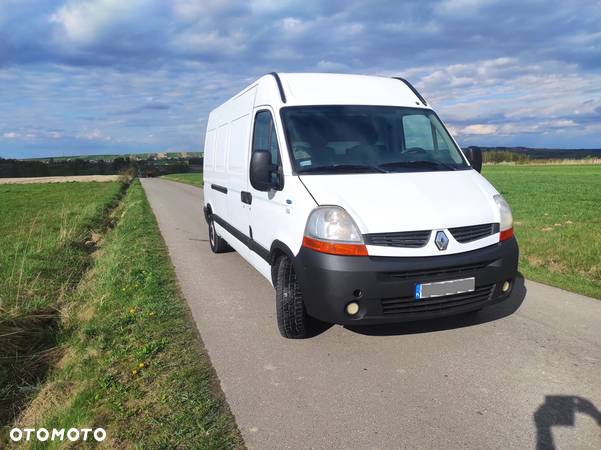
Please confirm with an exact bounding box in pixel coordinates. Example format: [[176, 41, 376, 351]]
[[435, 231, 449, 251]]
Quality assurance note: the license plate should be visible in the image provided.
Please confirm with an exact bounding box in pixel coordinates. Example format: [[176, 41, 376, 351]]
[[415, 277, 475, 300]]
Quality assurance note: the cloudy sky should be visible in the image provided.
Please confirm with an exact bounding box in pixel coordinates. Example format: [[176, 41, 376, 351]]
[[1, 0, 600, 158]]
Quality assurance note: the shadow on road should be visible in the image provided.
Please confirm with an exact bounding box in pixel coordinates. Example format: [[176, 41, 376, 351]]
[[343, 273, 527, 337], [534, 395, 601, 449]]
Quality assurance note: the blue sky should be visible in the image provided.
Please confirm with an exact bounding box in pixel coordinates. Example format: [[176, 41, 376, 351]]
[[1, 0, 600, 158]]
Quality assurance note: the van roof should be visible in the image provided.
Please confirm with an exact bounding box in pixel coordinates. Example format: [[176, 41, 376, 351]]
[[257, 72, 429, 109]]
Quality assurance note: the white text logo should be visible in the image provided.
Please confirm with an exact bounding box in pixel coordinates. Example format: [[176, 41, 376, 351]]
[[10, 428, 107, 442]]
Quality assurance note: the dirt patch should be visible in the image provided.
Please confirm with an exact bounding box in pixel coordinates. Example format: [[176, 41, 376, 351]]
[[527, 255, 545, 268], [0, 175, 121, 184]]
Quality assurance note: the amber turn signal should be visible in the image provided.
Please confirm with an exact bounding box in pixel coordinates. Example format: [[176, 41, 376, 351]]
[[302, 236, 368, 256]]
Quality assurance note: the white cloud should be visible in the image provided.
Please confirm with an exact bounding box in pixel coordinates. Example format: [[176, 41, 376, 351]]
[[3, 131, 18, 139], [437, 0, 495, 15], [315, 60, 349, 72], [173, 30, 246, 55], [281, 17, 307, 33], [77, 128, 111, 141], [462, 124, 498, 135], [172, 0, 248, 21], [50, 0, 151, 45]]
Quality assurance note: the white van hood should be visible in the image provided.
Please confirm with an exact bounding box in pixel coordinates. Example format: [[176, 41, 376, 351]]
[[299, 170, 501, 234]]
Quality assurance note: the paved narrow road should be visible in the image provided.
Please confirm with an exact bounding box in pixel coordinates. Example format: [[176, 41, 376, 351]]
[[142, 178, 601, 450]]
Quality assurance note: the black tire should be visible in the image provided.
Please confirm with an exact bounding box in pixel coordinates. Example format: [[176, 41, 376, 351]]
[[275, 256, 310, 339], [208, 216, 231, 253]]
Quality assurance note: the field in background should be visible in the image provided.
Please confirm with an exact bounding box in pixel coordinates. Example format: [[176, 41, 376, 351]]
[[27, 152, 203, 162], [161, 172, 203, 187], [483, 164, 601, 299], [0, 181, 121, 313], [484, 158, 601, 166], [0, 175, 121, 184]]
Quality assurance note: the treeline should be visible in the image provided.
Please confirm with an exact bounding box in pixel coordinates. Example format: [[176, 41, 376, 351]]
[[482, 151, 531, 164], [466, 146, 601, 164], [0, 156, 202, 178]]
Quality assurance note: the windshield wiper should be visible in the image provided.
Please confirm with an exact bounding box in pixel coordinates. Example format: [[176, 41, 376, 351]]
[[298, 164, 389, 174], [379, 160, 457, 171]]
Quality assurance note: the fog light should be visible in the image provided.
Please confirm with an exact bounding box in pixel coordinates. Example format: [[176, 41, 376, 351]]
[[346, 302, 360, 316], [502, 281, 511, 292]]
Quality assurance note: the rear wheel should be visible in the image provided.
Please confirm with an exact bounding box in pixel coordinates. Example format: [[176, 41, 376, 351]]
[[275, 256, 310, 339], [208, 216, 231, 253]]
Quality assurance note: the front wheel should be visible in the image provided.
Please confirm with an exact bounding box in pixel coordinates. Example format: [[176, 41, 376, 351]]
[[208, 217, 231, 253], [275, 256, 311, 339]]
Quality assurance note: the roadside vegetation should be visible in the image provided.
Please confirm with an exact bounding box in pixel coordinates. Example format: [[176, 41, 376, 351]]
[[0, 180, 124, 427], [161, 172, 204, 187], [483, 164, 601, 299], [1, 180, 242, 448]]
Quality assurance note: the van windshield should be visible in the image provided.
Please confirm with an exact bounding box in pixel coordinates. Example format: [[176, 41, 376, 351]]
[[280, 106, 469, 174]]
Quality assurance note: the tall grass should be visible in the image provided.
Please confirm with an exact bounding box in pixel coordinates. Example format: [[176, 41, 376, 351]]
[[0, 181, 126, 426]]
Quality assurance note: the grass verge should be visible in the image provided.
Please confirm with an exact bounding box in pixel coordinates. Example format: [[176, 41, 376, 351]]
[[483, 164, 601, 299], [0, 180, 126, 427], [161, 173, 203, 187], [3, 180, 243, 448]]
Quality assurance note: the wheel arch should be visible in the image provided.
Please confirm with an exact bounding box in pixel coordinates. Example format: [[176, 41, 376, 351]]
[[269, 240, 296, 286], [203, 203, 212, 224]]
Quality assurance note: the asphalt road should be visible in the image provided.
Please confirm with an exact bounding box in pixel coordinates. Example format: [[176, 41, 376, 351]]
[[142, 178, 601, 450]]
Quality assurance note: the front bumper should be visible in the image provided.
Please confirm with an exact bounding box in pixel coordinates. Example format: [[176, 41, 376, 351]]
[[294, 237, 519, 325]]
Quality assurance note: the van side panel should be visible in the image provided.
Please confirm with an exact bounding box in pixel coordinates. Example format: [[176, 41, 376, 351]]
[[203, 86, 257, 262], [204, 129, 215, 172], [224, 88, 256, 261]]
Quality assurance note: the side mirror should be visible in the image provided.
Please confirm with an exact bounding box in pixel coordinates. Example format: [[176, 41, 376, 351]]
[[464, 148, 482, 173], [250, 151, 273, 191]]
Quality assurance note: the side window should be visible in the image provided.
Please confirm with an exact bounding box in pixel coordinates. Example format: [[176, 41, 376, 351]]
[[252, 111, 281, 166], [269, 126, 279, 164], [435, 130, 450, 151], [402, 114, 434, 151]]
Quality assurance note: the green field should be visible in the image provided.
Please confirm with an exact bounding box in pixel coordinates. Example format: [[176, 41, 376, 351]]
[[161, 172, 203, 187], [0, 182, 122, 313], [483, 164, 601, 299], [0, 181, 124, 426], [1, 181, 241, 448]]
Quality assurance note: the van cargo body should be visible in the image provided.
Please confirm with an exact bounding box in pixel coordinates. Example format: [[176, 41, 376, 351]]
[[203, 73, 519, 338]]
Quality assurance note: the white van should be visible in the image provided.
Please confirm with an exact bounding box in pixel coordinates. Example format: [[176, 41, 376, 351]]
[[203, 73, 518, 338]]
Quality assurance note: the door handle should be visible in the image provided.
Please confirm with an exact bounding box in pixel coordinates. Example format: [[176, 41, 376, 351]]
[[241, 191, 252, 205]]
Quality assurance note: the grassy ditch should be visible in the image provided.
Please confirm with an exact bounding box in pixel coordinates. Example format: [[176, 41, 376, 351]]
[[4, 180, 243, 449], [483, 164, 601, 299], [161, 173, 203, 187], [0, 180, 126, 426]]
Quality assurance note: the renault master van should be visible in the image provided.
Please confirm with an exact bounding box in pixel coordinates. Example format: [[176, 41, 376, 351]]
[[203, 73, 518, 339]]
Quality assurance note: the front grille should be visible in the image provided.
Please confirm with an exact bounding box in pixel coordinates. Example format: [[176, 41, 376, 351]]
[[380, 261, 491, 281], [449, 223, 499, 243], [365, 223, 499, 248], [381, 284, 495, 315], [364, 230, 431, 248]]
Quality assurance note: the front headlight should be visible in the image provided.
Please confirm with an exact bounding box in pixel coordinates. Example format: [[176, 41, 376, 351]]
[[494, 194, 514, 240], [303, 206, 367, 256], [305, 206, 363, 243]]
